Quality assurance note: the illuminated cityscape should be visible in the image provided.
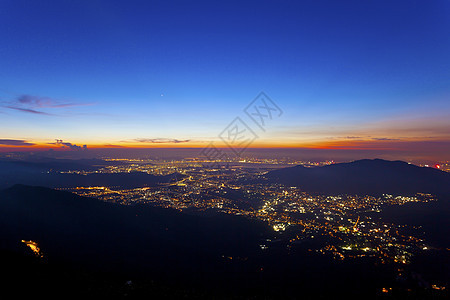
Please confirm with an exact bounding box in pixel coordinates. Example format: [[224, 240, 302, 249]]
[[57, 158, 440, 266]]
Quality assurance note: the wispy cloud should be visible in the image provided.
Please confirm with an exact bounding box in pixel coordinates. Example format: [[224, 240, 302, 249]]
[[16, 94, 86, 108], [2, 94, 92, 115], [51, 139, 88, 151], [102, 144, 125, 148], [371, 137, 401, 141], [134, 138, 191, 144], [5, 106, 52, 115], [0, 139, 35, 146]]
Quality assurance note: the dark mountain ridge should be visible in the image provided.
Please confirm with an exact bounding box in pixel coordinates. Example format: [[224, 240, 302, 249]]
[[266, 159, 450, 196], [0, 157, 116, 173], [0, 157, 176, 189], [0, 169, 185, 189]]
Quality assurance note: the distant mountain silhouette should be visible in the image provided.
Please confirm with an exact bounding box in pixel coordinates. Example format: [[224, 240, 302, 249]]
[[0, 157, 185, 189], [0, 157, 118, 173], [0, 158, 185, 189], [265, 159, 450, 195]]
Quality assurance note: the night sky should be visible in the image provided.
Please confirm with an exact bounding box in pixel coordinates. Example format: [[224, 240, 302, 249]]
[[0, 0, 449, 159]]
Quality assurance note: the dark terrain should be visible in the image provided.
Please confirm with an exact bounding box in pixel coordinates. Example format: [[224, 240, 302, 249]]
[[0, 159, 449, 298], [266, 159, 450, 196]]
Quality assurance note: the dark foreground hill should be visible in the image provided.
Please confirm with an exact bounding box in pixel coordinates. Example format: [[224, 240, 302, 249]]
[[0, 185, 274, 297], [0, 185, 270, 271], [265, 159, 450, 196]]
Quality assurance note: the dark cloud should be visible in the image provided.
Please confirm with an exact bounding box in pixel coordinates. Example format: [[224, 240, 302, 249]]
[[52, 139, 87, 151], [134, 138, 191, 144], [0, 139, 35, 146]]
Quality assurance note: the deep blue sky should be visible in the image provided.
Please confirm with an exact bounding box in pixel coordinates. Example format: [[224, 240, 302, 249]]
[[0, 0, 449, 156]]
